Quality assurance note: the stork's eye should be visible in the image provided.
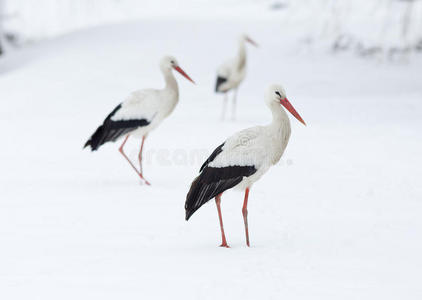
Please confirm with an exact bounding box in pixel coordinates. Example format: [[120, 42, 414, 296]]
[[275, 91, 281, 97], [170, 60, 175, 64]]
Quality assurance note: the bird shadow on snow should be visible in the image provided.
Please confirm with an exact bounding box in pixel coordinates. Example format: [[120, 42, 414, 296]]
[[178, 240, 279, 253], [73, 177, 146, 189]]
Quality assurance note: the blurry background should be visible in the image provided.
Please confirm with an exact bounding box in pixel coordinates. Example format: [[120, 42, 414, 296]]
[[0, 1, 421, 300], [1, 0, 422, 59]]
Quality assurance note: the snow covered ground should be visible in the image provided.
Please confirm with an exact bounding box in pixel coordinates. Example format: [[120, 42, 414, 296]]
[[1, 18, 421, 299]]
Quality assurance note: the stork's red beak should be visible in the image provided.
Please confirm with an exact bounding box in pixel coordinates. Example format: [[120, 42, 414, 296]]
[[246, 37, 259, 47], [280, 98, 306, 126], [173, 66, 195, 84]]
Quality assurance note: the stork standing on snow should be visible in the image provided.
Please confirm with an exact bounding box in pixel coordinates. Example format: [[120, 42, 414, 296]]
[[185, 84, 306, 247], [84, 56, 195, 185], [215, 34, 258, 120]]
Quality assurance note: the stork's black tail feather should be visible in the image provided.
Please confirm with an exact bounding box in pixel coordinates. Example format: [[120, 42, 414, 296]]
[[185, 166, 257, 220], [83, 124, 105, 151], [215, 76, 227, 93], [83, 103, 123, 151], [83, 103, 151, 152]]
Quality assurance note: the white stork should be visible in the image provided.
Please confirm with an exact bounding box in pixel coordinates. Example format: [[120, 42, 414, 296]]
[[84, 56, 195, 185], [185, 84, 306, 247], [215, 34, 258, 120]]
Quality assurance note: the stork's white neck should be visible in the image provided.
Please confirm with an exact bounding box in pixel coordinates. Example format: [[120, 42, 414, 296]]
[[161, 67, 179, 95], [265, 102, 292, 160], [237, 39, 247, 70], [263, 101, 291, 165], [268, 102, 291, 132]]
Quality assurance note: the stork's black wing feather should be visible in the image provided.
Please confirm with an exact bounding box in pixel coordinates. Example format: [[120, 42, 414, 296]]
[[199, 143, 225, 172], [84, 103, 150, 151], [185, 165, 257, 220], [215, 76, 227, 93]]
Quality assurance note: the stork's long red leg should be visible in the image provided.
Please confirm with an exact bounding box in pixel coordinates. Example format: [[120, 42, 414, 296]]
[[242, 188, 250, 247], [215, 194, 229, 248], [137, 136, 150, 185], [118, 135, 143, 180]]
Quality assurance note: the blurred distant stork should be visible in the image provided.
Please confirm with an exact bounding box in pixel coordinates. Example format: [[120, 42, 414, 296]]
[[215, 34, 258, 120], [84, 56, 195, 185]]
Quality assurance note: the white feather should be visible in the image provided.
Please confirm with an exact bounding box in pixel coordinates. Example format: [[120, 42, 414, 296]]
[[110, 56, 184, 138]]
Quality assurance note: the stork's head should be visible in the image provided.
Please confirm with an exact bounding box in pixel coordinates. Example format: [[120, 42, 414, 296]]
[[241, 34, 258, 47], [160, 55, 195, 84], [267, 84, 306, 126]]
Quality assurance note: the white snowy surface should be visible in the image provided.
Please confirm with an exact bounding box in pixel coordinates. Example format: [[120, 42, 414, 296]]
[[0, 19, 422, 299]]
